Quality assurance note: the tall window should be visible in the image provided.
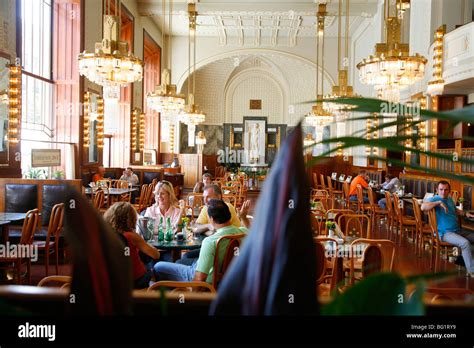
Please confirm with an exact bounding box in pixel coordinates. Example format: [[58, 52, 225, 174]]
[[19, 0, 81, 178], [20, 0, 54, 174]]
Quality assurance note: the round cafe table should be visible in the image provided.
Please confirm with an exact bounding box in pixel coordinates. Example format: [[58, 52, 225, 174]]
[[149, 235, 204, 261]]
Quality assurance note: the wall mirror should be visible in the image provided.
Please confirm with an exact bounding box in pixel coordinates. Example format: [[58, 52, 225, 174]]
[[0, 56, 10, 166], [84, 90, 104, 164]]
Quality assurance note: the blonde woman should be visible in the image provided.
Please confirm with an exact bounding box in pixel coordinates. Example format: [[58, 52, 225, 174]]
[[104, 202, 160, 289], [144, 180, 185, 229]]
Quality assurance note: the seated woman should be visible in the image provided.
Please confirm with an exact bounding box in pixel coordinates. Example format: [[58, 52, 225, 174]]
[[104, 202, 160, 289], [144, 180, 185, 229]]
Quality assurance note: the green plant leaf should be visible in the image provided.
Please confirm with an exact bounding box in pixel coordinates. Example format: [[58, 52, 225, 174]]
[[321, 272, 424, 315]]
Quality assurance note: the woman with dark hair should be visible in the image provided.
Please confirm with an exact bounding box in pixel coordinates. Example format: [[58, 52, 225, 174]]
[[104, 202, 160, 289]]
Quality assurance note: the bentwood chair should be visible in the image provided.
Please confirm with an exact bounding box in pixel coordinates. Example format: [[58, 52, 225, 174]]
[[311, 210, 326, 236], [392, 194, 417, 246], [212, 233, 247, 289], [319, 174, 327, 190], [412, 197, 432, 257], [0, 209, 39, 285], [314, 237, 338, 298], [343, 182, 357, 211], [348, 238, 396, 285], [366, 186, 388, 238], [384, 192, 396, 240], [147, 281, 216, 293], [337, 214, 371, 239], [326, 176, 344, 209], [356, 185, 371, 215], [34, 203, 64, 276], [132, 184, 150, 213], [428, 209, 459, 271], [37, 275, 72, 289], [92, 189, 104, 210], [313, 173, 322, 189]]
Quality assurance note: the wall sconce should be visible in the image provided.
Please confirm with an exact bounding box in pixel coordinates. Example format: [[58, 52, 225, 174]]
[[139, 112, 145, 151], [131, 108, 145, 152], [196, 131, 206, 154], [427, 25, 446, 96], [131, 108, 138, 151], [366, 115, 379, 156], [8, 64, 21, 144], [83, 92, 90, 147], [169, 123, 175, 153], [96, 96, 104, 148]]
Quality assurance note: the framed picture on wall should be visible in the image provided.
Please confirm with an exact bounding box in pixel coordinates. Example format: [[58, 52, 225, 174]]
[[243, 117, 267, 165]]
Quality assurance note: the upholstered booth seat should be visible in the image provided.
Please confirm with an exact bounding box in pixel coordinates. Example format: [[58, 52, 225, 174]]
[[143, 171, 162, 184]]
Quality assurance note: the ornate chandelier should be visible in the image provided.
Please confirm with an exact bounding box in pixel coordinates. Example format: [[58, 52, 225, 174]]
[[179, 2, 205, 138], [324, 0, 357, 118], [305, 3, 333, 128], [147, 0, 185, 114], [78, 0, 143, 87], [356, 0, 426, 100]]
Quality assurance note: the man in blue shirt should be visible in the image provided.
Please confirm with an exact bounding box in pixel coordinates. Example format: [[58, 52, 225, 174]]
[[421, 180, 474, 276]]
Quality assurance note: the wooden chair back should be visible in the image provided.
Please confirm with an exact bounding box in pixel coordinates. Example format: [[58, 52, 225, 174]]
[[356, 184, 365, 206], [147, 183, 155, 206], [147, 281, 216, 293], [222, 194, 238, 207], [311, 210, 325, 235], [311, 189, 330, 199], [428, 209, 442, 247], [37, 275, 71, 288], [384, 191, 394, 220], [326, 176, 334, 191], [392, 194, 403, 224], [46, 203, 64, 244], [412, 197, 423, 229], [313, 173, 319, 188], [93, 189, 104, 210], [212, 233, 246, 289], [349, 238, 395, 283], [113, 180, 128, 188], [136, 184, 150, 212], [314, 237, 338, 292], [343, 182, 351, 208], [96, 179, 111, 188], [337, 213, 371, 239], [367, 186, 377, 209], [19, 209, 40, 245], [319, 174, 326, 189]]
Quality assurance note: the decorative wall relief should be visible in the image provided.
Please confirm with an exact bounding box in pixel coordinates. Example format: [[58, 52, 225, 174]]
[[180, 125, 223, 156]]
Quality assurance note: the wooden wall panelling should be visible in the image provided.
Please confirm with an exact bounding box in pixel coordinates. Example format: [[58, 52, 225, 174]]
[[143, 29, 161, 156], [53, 0, 81, 177]]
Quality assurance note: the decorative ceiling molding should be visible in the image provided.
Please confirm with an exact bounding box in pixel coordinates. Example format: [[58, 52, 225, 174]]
[[138, 0, 378, 46]]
